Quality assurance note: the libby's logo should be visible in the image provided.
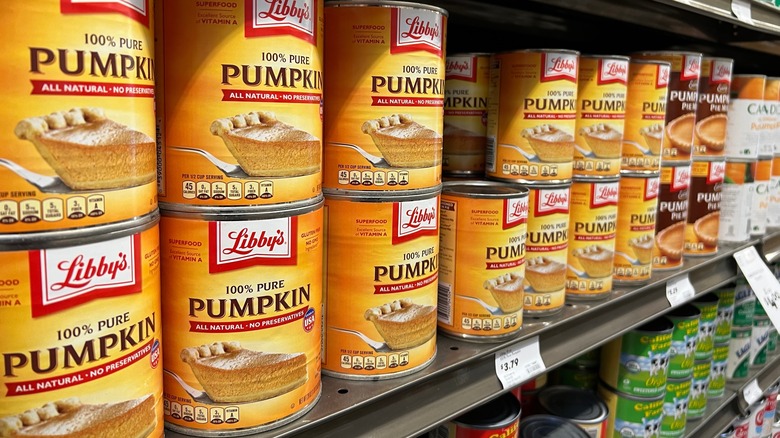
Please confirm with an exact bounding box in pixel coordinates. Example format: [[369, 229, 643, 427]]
[[534, 188, 569, 216], [391, 8, 443, 56], [541, 53, 577, 83], [598, 59, 628, 85], [710, 59, 733, 85], [591, 182, 619, 207], [245, 0, 316, 43], [503, 197, 528, 229], [645, 178, 660, 200], [708, 161, 726, 184], [209, 218, 297, 272], [671, 166, 691, 192], [393, 198, 438, 244], [681, 55, 701, 81], [61, 0, 149, 26], [445, 56, 477, 81], [657, 64, 670, 89], [29, 234, 142, 317]]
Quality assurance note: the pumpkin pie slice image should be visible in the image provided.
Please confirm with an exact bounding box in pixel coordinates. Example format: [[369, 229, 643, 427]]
[[14, 107, 155, 190], [694, 211, 720, 247], [180, 341, 307, 403], [525, 256, 566, 292], [655, 221, 686, 261], [628, 234, 654, 264], [364, 298, 436, 350], [0, 395, 156, 438], [482, 272, 524, 313], [578, 123, 622, 158], [361, 114, 442, 168], [665, 113, 696, 153], [639, 123, 664, 155], [694, 114, 727, 151], [443, 123, 487, 155], [210, 111, 321, 177], [520, 124, 574, 162], [572, 245, 615, 278]]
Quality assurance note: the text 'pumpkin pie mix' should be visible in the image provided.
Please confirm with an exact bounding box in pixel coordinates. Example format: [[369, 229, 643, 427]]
[[655, 221, 685, 261], [628, 234, 654, 264], [572, 245, 615, 278], [210, 111, 321, 177], [693, 211, 720, 247], [180, 341, 307, 403], [525, 257, 566, 292], [0, 395, 155, 438], [361, 114, 442, 168], [665, 113, 696, 153], [364, 298, 436, 350], [14, 107, 155, 190], [482, 272, 525, 313], [520, 124, 574, 162], [694, 114, 727, 151], [639, 123, 664, 155], [579, 123, 622, 158]]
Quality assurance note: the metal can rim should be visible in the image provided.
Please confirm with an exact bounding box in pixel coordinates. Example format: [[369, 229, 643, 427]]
[[323, 186, 441, 202], [160, 195, 323, 221], [442, 180, 529, 199], [325, 0, 449, 16]]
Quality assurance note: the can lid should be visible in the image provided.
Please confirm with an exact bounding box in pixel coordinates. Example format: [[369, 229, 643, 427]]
[[325, 0, 448, 16], [636, 316, 674, 333], [517, 414, 591, 438], [537, 386, 608, 422], [452, 393, 520, 430], [692, 291, 720, 305], [665, 303, 702, 319]]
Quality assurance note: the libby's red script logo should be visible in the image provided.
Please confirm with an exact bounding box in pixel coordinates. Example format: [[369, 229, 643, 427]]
[[681, 55, 701, 81], [541, 52, 577, 83], [29, 234, 142, 317], [657, 64, 670, 89], [393, 198, 438, 244], [245, 0, 316, 44], [598, 59, 628, 85], [645, 177, 660, 200], [209, 218, 297, 272], [671, 166, 691, 192], [710, 59, 733, 85], [61, 0, 149, 26], [709, 161, 726, 184], [390, 8, 443, 56], [591, 182, 619, 208], [446, 56, 477, 81], [503, 197, 528, 229], [534, 188, 570, 216]]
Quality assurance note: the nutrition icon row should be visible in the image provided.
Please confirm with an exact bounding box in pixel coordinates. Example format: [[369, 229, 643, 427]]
[[339, 351, 410, 371], [461, 315, 519, 331], [336, 169, 410, 187], [181, 180, 274, 201], [164, 399, 239, 425], [0, 195, 105, 224]]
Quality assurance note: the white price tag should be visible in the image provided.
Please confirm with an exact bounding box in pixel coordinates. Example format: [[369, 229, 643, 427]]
[[494, 336, 546, 389], [731, 0, 754, 24], [666, 274, 695, 306], [743, 379, 763, 406], [734, 246, 780, 332]]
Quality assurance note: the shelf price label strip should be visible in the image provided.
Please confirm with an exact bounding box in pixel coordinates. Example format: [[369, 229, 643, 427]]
[[494, 336, 546, 389], [666, 273, 695, 306], [731, 0, 754, 25]]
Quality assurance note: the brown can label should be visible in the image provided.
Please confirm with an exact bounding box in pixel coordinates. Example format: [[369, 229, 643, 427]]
[[620, 60, 670, 173], [486, 50, 579, 183], [1, 2, 157, 233], [524, 185, 570, 314], [684, 161, 724, 256], [323, 4, 446, 191], [566, 179, 618, 298], [160, 208, 323, 432], [0, 222, 163, 437], [323, 192, 440, 378], [692, 58, 733, 159], [443, 54, 490, 176], [613, 175, 660, 283], [725, 75, 767, 160], [653, 165, 691, 271], [633, 52, 702, 163], [573, 56, 628, 178]]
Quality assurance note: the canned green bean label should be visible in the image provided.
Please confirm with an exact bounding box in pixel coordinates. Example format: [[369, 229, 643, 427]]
[[727, 327, 752, 380], [662, 378, 691, 437], [687, 360, 711, 419], [708, 343, 729, 398]]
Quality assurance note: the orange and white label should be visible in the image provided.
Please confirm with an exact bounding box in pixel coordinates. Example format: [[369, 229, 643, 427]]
[[157, 0, 324, 207], [438, 186, 527, 338], [573, 56, 628, 178], [751, 156, 772, 236], [725, 75, 767, 160], [684, 161, 724, 256], [322, 4, 446, 191], [0, 222, 163, 438], [613, 175, 659, 283], [0, 1, 157, 233], [653, 165, 690, 271], [323, 192, 440, 378], [160, 207, 323, 432], [692, 58, 732, 159], [719, 160, 756, 243], [566, 179, 618, 297], [768, 155, 780, 228], [486, 50, 579, 183], [620, 60, 670, 173], [760, 78, 780, 157]]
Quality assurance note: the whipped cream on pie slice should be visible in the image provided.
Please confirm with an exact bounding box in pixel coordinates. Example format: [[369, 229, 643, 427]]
[[572, 245, 615, 278], [639, 123, 664, 155], [361, 114, 442, 168], [364, 298, 436, 350], [579, 123, 622, 158], [525, 256, 566, 292], [520, 124, 574, 162], [482, 272, 524, 313]]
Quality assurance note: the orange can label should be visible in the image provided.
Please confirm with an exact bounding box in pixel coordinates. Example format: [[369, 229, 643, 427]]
[[323, 192, 440, 378], [524, 185, 570, 314], [486, 50, 579, 183], [322, 4, 446, 191], [573, 56, 628, 178], [684, 161, 724, 256], [438, 184, 528, 338], [0, 2, 157, 233], [160, 207, 323, 433], [725, 75, 767, 159], [157, 1, 324, 207], [614, 175, 659, 283], [566, 179, 618, 298], [653, 165, 690, 271], [692, 58, 732, 159], [620, 60, 669, 173], [0, 221, 163, 438]]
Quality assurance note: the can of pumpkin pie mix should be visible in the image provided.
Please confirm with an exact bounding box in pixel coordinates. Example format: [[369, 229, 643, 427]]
[[620, 59, 670, 174], [157, 0, 325, 209], [322, 1, 447, 192], [485, 49, 580, 184], [572, 55, 629, 178], [1, 2, 157, 234], [322, 187, 440, 380], [159, 199, 323, 435], [725, 75, 766, 160], [692, 57, 733, 159], [684, 160, 724, 256], [719, 159, 756, 243], [613, 173, 660, 284], [653, 163, 691, 271], [565, 178, 618, 300], [0, 212, 163, 438], [437, 181, 528, 341], [631, 51, 702, 164], [442, 53, 490, 177]]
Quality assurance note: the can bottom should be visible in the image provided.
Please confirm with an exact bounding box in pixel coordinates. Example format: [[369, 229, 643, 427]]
[[438, 327, 522, 343], [322, 349, 436, 381]]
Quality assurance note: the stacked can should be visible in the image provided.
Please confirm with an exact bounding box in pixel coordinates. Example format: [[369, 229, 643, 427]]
[[321, 1, 447, 380], [1, 3, 164, 438], [536, 386, 610, 437], [156, 1, 326, 434], [765, 78, 780, 229], [753, 298, 774, 368], [662, 305, 700, 436], [613, 59, 669, 284], [728, 274, 757, 382], [686, 292, 720, 419], [709, 286, 736, 399], [485, 49, 579, 316], [550, 349, 601, 391]]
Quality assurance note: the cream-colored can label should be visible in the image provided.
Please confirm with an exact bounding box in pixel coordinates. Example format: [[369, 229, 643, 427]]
[[621, 60, 670, 173], [1, 1, 157, 233], [725, 75, 766, 160], [573, 56, 628, 178], [653, 165, 690, 271], [323, 4, 446, 191], [613, 175, 660, 283], [0, 223, 163, 437], [323, 192, 440, 378], [158, 1, 324, 207], [566, 179, 618, 298], [684, 160, 724, 256], [486, 50, 579, 183], [768, 155, 780, 228], [160, 209, 323, 432]]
